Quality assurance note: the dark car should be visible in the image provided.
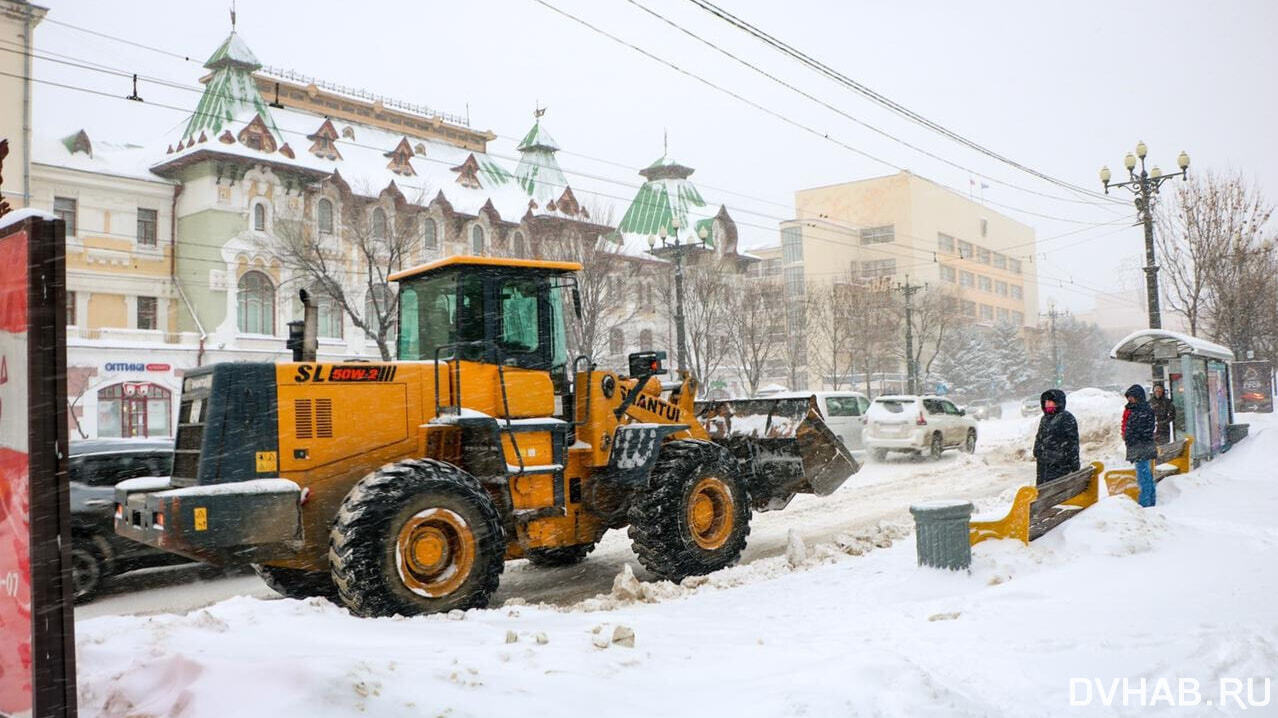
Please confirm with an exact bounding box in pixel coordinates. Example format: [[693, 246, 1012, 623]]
[[70, 438, 189, 601], [966, 399, 1003, 421]]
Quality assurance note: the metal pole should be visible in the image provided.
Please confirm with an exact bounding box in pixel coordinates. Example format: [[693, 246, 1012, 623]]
[[673, 244, 689, 374], [1049, 304, 1061, 387]]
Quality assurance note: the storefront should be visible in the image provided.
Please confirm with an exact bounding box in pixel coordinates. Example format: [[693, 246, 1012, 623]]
[[1111, 329, 1239, 463], [66, 356, 184, 439]]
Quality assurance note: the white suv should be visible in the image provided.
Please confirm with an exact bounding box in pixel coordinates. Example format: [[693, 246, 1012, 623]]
[[864, 395, 977, 461]]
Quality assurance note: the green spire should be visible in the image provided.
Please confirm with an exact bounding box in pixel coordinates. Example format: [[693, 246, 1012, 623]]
[[181, 31, 280, 143], [515, 111, 568, 205], [617, 152, 710, 244]]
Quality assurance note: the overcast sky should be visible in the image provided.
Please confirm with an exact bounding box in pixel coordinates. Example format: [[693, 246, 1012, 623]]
[[28, 0, 1278, 316]]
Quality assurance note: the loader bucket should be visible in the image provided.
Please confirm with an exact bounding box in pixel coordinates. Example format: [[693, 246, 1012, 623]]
[[697, 397, 861, 503]]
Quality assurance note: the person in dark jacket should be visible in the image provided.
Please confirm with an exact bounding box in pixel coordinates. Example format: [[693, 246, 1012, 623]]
[[1122, 384, 1158, 507], [1150, 383, 1174, 445], [1032, 388, 1080, 485]]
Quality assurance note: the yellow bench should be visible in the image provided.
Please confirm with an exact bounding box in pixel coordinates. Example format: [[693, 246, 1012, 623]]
[[970, 461, 1105, 545], [1104, 436, 1193, 501]]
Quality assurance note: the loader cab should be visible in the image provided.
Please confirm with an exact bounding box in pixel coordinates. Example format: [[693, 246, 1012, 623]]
[[391, 256, 582, 381]]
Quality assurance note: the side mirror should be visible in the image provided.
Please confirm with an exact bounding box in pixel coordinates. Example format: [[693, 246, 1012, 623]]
[[628, 350, 667, 377], [959, 408, 967, 416]]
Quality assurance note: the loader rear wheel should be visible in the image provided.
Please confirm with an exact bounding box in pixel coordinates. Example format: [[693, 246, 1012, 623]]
[[328, 459, 504, 617], [627, 440, 750, 581], [525, 543, 596, 568], [252, 564, 338, 601]]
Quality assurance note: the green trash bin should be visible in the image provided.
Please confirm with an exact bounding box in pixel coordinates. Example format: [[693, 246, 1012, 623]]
[[909, 500, 973, 571]]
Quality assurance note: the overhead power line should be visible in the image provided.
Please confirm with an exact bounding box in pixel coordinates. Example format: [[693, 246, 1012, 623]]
[[682, 0, 1125, 206], [623, 0, 1119, 212]]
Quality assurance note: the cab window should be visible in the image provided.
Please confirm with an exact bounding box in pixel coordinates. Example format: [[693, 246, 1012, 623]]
[[498, 277, 540, 355], [942, 400, 962, 415], [825, 397, 861, 417], [396, 272, 485, 361], [922, 399, 946, 415]]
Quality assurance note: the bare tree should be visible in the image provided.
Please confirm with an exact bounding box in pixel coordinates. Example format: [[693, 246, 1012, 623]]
[[264, 181, 421, 360], [847, 279, 901, 396], [537, 209, 646, 365], [805, 281, 857, 390], [1160, 171, 1277, 362], [902, 286, 963, 390], [674, 258, 733, 396], [1157, 172, 1240, 335], [725, 276, 784, 396]]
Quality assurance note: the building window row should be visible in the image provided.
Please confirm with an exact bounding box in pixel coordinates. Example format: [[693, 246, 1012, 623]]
[[860, 225, 894, 245], [937, 231, 1023, 274], [781, 226, 803, 262], [859, 258, 895, 278]]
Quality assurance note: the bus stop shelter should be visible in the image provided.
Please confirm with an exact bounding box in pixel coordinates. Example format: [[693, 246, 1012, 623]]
[[1111, 329, 1240, 463]]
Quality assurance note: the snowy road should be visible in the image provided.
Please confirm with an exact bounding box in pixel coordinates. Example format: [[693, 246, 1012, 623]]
[[76, 412, 1048, 620]]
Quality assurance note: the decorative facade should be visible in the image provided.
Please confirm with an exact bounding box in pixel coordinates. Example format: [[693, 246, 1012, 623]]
[[30, 28, 756, 436]]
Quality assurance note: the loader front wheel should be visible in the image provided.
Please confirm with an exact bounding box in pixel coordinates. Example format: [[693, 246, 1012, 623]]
[[329, 459, 505, 617], [627, 440, 750, 581]]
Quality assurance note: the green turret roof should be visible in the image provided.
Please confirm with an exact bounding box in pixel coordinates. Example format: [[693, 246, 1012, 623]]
[[181, 31, 280, 143], [617, 153, 714, 246], [514, 117, 568, 205], [204, 31, 261, 71]]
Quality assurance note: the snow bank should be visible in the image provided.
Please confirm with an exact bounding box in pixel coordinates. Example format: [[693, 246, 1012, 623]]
[[985, 388, 1128, 466], [75, 414, 1278, 717]]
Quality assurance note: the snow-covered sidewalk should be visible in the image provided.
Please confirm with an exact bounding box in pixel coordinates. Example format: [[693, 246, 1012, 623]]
[[76, 414, 1278, 718]]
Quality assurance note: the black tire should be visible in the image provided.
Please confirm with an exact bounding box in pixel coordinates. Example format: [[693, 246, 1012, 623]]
[[627, 439, 750, 581], [253, 564, 338, 601], [929, 432, 943, 460], [70, 537, 108, 603], [964, 429, 977, 454], [525, 543, 596, 568], [329, 459, 505, 617], [870, 447, 888, 462]]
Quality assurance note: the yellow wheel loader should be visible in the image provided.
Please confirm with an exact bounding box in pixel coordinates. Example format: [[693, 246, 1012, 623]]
[[115, 256, 859, 616]]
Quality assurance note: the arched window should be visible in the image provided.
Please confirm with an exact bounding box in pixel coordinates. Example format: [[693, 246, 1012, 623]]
[[96, 382, 172, 438], [422, 217, 438, 250], [512, 231, 525, 258], [364, 284, 396, 341], [609, 327, 624, 356], [305, 288, 343, 339], [237, 270, 275, 335], [639, 328, 653, 351], [471, 225, 485, 255], [317, 198, 334, 234], [253, 203, 267, 232], [371, 208, 387, 240]]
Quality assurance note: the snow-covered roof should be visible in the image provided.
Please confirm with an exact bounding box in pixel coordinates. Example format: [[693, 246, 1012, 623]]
[[32, 132, 171, 184], [204, 31, 261, 70], [1111, 329, 1236, 363]]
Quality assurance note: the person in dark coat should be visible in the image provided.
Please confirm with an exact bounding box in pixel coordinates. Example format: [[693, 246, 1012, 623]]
[[1150, 383, 1174, 445], [1122, 384, 1158, 507], [1032, 388, 1080, 485]]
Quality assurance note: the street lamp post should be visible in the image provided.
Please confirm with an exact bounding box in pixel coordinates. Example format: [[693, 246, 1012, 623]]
[[1100, 141, 1190, 380], [648, 219, 709, 375]]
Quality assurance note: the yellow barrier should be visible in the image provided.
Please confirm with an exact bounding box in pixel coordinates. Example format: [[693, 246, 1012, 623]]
[[970, 461, 1105, 546], [1104, 436, 1194, 501]]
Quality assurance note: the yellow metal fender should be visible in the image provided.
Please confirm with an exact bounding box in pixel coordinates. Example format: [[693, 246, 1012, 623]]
[[969, 461, 1104, 546], [970, 486, 1036, 545]]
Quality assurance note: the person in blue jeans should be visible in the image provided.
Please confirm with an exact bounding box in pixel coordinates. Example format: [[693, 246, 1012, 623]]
[[1122, 385, 1158, 507]]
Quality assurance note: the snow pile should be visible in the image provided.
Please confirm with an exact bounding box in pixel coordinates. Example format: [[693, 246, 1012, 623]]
[[986, 387, 1127, 465], [75, 415, 1277, 717]]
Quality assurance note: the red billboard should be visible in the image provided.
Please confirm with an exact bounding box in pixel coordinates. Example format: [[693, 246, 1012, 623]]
[[0, 212, 73, 718], [0, 224, 31, 716]]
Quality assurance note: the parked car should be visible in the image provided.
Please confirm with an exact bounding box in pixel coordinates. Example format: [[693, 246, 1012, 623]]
[[864, 395, 978, 461], [766, 391, 871, 453], [69, 438, 189, 601], [966, 399, 1003, 421], [1020, 396, 1041, 417]]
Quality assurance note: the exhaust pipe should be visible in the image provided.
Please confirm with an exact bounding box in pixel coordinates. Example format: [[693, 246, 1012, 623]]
[[287, 289, 319, 362]]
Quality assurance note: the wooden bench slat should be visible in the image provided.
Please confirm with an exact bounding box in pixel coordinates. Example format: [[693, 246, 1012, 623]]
[[970, 461, 1103, 546]]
